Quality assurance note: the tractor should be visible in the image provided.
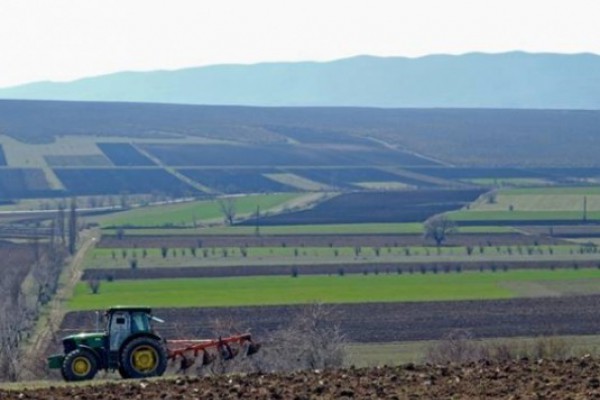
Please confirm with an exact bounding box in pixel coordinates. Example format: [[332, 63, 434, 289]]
[[48, 306, 259, 381]]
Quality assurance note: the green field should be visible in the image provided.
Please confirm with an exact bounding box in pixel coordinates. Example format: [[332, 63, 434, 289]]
[[83, 244, 592, 269], [99, 193, 300, 228], [504, 186, 600, 195], [70, 269, 600, 310], [464, 178, 552, 187], [450, 210, 600, 221], [451, 186, 600, 222], [100, 223, 514, 236]]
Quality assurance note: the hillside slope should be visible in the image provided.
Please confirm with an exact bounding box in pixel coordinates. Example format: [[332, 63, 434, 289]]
[[1, 52, 600, 109]]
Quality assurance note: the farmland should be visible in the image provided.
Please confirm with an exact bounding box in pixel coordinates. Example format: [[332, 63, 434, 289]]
[[178, 168, 297, 194], [100, 223, 515, 236], [141, 142, 435, 167], [99, 193, 302, 228], [83, 241, 588, 270], [2, 99, 600, 383], [96, 143, 155, 166], [3, 359, 600, 399], [62, 294, 600, 343], [53, 168, 200, 197], [0, 169, 58, 199], [288, 167, 431, 189], [69, 269, 600, 310], [251, 189, 485, 225]]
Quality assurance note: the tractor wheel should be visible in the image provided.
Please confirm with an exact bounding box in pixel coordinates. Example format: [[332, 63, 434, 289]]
[[118, 365, 130, 379], [120, 337, 168, 379], [61, 349, 98, 382]]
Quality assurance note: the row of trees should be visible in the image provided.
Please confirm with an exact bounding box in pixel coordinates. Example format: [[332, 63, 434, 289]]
[[0, 199, 78, 381]]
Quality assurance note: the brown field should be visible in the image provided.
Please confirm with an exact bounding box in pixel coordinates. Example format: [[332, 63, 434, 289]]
[[3, 359, 600, 399], [83, 260, 600, 280], [58, 296, 600, 345], [97, 233, 565, 249]]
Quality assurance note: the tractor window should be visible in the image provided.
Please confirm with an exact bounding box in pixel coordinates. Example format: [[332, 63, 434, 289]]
[[131, 312, 150, 333]]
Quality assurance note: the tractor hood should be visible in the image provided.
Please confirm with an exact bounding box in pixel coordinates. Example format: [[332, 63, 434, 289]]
[[62, 332, 107, 352], [63, 332, 106, 342]]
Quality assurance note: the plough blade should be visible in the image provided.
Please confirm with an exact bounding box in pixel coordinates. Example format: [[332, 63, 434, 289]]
[[167, 333, 260, 371], [246, 343, 261, 356]]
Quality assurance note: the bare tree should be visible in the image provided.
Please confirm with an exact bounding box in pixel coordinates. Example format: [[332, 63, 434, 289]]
[[68, 197, 78, 255], [217, 197, 237, 225], [56, 200, 66, 245], [87, 278, 101, 294], [424, 215, 457, 246], [252, 304, 346, 372], [186, 304, 346, 377]]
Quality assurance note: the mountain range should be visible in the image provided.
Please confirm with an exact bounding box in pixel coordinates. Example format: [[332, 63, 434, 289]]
[[1, 52, 599, 109]]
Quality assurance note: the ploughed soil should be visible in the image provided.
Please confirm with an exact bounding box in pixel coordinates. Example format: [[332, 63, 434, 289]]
[[84, 261, 600, 280], [98, 233, 565, 249], [60, 296, 600, 344], [2, 358, 600, 399]]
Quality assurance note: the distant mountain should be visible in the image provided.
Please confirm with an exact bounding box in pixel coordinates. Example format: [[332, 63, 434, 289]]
[[1, 52, 600, 109]]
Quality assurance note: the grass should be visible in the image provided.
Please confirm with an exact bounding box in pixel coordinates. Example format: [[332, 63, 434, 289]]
[[101, 223, 514, 236], [83, 244, 592, 269], [99, 193, 299, 228], [70, 268, 600, 310], [346, 334, 600, 367], [450, 210, 600, 221], [454, 185, 600, 222], [472, 193, 600, 212], [464, 178, 552, 187], [504, 186, 600, 195]]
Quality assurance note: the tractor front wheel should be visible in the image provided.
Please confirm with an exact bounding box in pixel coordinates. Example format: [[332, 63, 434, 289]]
[[120, 337, 167, 379], [61, 349, 98, 382]]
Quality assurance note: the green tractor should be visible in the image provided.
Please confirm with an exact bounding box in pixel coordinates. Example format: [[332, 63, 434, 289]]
[[48, 306, 258, 381]]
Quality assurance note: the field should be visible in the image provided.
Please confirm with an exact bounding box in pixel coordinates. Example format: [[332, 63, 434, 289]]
[[178, 168, 297, 194], [62, 294, 600, 343], [99, 193, 302, 228], [141, 142, 435, 167], [251, 189, 485, 225], [2, 359, 600, 399], [69, 269, 600, 310], [287, 167, 430, 189], [53, 168, 200, 197], [0, 169, 58, 199], [96, 143, 155, 166], [2, 101, 600, 167], [83, 239, 590, 270], [3, 100, 600, 384]]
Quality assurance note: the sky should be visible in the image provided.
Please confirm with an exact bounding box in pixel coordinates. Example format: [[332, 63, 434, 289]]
[[0, 0, 599, 88]]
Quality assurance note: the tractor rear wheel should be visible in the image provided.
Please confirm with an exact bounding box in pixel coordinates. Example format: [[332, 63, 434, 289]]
[[61, 348, 98, 382], [120, 337, 167, 379]]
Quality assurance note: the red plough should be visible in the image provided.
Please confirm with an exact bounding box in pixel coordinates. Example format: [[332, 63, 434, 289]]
[[167, 333, 261, 371]]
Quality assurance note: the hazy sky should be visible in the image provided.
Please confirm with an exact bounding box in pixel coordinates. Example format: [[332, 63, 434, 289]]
[[1, 0, 598, 87]]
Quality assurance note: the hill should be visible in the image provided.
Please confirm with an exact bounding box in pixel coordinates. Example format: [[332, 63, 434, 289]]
[[1, 52, 600, 109]]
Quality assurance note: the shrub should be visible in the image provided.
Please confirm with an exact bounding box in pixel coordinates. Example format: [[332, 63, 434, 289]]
[[87, 279, 101, 294]]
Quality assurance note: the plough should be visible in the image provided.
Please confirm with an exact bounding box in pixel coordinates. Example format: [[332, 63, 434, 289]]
[[168, 333, 260, 370]]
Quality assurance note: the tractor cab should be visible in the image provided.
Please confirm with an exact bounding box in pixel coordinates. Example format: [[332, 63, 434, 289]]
[[104, 306, 161, 352]]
